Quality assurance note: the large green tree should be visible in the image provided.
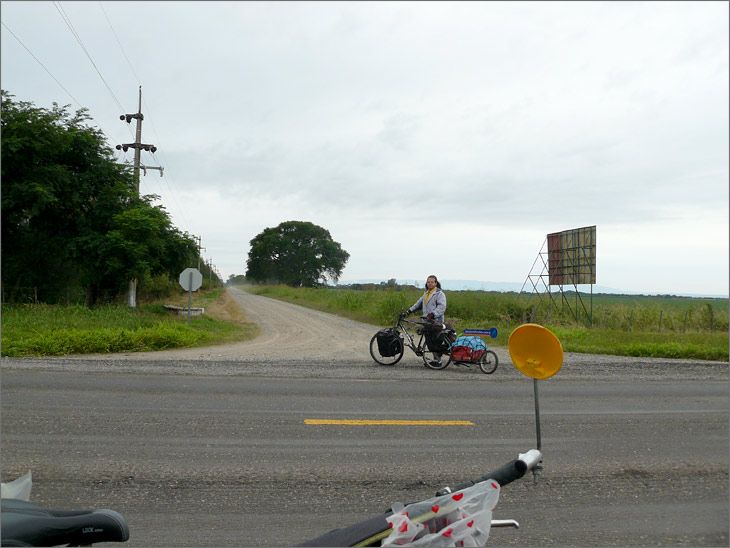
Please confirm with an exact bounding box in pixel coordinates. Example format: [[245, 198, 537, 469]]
[[1, 91, 198, 305], [245, 221, 349, 287]]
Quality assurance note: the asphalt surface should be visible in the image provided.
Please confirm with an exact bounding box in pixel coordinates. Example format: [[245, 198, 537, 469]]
[[1, 289, 728, 546], [1, 362, 728, 547]]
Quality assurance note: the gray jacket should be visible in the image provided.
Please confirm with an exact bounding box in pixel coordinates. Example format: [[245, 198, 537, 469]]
[[407, 288, 447, 323]]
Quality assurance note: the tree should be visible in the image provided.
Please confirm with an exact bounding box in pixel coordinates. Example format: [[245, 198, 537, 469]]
[[245, 221, 349, 287], [78, 199, 198, 304], [1, 91, 199, 305], [227, 274, 247, 285]]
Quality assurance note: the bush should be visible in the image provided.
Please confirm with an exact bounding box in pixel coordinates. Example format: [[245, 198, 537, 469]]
[[139, 274, 179, 302]]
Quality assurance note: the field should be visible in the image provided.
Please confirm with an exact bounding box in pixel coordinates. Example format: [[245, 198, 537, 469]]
[[246, 285, 729, 361]]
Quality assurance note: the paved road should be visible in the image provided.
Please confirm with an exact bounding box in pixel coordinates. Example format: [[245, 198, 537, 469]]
[[2, 288, 728, 545], [1, 364, 727, 547]]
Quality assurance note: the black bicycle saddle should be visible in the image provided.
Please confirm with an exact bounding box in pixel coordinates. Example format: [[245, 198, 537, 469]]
[[1, 498, 129, 547]]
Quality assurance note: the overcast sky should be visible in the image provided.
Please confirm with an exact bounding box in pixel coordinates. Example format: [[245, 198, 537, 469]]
[[2, 1, 728, 295]]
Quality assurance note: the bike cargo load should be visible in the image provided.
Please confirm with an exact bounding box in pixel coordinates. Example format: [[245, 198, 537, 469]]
[[450, 335, 487, 363], [425, 327, 456, 353], [376, 328, 402, 357]]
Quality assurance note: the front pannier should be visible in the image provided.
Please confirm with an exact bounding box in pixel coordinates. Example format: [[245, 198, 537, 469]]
[[376, 328, 402, 357]]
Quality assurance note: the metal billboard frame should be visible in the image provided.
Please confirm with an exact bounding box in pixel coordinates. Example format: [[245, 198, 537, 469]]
[[521, 226, 596, 325]]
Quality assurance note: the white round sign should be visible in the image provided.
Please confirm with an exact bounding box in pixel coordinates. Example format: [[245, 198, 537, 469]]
[[179, 268, 203, 291]]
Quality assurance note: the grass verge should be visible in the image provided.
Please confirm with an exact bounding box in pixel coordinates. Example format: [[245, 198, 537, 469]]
[[1, 288, 259, 357]]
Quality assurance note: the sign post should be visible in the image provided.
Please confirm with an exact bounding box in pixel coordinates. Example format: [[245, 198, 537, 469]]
[[508, 324, 563, 453], [178, 268, 203, 322]]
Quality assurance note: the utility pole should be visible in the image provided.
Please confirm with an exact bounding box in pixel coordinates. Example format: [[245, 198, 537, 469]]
[[197, 236, 205, 271], [116, 86, 159, 307]]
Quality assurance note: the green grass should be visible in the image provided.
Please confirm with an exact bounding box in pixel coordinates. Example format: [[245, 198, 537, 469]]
[[246, 284, 729, 362], [4, 284, 727, 361], [1, 289, 258, 357], [550, 327, 727, 361]]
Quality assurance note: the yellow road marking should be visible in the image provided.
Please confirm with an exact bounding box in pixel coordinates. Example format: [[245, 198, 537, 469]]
[[304, 419, 475, 426]]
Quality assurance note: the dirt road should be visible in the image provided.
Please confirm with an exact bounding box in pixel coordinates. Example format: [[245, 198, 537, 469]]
[[79, 286, 378, 362]]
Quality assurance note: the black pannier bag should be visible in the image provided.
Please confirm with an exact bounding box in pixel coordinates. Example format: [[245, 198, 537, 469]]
[[424, 325, 456, 353], [376, 328, 402, 357]]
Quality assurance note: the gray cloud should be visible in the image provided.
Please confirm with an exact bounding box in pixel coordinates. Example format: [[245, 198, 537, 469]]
[[2, 1, 727, 292]]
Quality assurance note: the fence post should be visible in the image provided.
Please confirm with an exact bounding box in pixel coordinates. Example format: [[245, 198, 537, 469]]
[[658, 310, 663, 332], [708, 304, 714, 331]]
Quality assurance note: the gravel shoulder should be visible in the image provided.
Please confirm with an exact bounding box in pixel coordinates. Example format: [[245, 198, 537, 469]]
[[1, 287, 727, 382]]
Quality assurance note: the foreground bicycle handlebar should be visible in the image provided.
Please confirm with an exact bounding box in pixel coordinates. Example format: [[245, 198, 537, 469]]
[[298, 449, 543, 547], [309, 324, 563, 547]]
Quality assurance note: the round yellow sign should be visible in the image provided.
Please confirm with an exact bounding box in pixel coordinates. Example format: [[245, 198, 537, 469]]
[[508, 323, 564, 380]]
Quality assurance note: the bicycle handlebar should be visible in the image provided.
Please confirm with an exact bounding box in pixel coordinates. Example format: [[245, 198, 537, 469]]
[[298, 449, 542, 547], [435, 449, 542, 495], [399, 316, 435, 327]]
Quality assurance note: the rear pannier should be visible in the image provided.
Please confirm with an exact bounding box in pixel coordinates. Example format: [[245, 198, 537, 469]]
[[424, 326, 456, 353]]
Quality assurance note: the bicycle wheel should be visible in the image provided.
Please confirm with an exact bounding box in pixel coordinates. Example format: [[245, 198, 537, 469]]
[[369, 333, 404, 366], [422, 350, 451, 370], [479, 350, 499, 374]]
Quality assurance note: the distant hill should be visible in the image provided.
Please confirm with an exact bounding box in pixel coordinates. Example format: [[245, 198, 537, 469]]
[[336, 279, 727, 298], [338, 278, 580, 292]]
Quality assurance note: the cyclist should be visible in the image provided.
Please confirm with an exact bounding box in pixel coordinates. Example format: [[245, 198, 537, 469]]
[[404, 274, 447, 323], [404, 275, 449, 366]]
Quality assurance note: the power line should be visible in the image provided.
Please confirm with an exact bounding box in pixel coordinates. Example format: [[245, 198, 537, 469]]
[[52, 1, 127, 114], [98, 3, 164, 172], [93, 2, 194, 233], [136, 113, 194, 232], [97, 2, 142, 86], [7, 4, 197, 252], [1, 21, 83, 109]]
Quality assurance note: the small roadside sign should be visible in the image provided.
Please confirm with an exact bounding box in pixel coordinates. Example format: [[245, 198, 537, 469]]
[[463, 328, 498, 339], [179, 268, 203, 292]]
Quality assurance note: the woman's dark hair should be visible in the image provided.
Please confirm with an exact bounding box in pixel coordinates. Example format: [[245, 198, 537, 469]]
[[425, 275, 441, 290]]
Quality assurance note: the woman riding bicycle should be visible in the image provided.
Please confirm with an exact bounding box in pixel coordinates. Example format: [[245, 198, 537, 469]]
[[404, 275, 447, 324], [403, 275, 449, 366]]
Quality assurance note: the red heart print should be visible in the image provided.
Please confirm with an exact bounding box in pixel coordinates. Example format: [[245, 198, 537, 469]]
[[388, 522, 393, 529], [491, 482, 499, 489], [452, 492, 464, 501], [431, 504, 439, 513], [399, 522, 408, 533], [442, 528, 453, 538], [467, 520, 474, 528]]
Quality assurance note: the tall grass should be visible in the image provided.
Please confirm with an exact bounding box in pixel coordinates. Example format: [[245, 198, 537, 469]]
[[1, 289, 258, 357], [247, 285, 729, 361]]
